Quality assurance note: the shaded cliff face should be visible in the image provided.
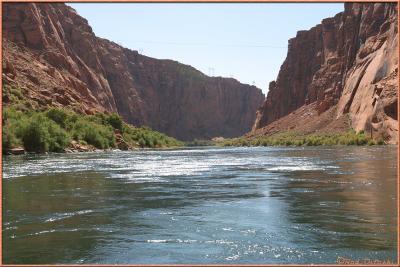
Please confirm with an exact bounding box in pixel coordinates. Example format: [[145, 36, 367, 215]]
[[2, 3, 264, 141], [253, 3, 398, 143]]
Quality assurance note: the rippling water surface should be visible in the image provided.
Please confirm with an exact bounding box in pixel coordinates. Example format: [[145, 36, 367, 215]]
[[2, 146, 398, 264]]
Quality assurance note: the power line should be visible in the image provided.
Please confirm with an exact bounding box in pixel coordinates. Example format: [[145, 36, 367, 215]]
[[128, 40, 286, 49]]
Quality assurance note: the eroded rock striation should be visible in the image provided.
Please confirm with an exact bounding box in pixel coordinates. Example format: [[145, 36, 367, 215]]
[[253, 3, 398, 143], [2, 3, 264, 140]]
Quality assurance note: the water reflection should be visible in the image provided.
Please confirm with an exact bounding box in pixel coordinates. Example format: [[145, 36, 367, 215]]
[[268, 147, 397, 252], [2, 146, 397, 264], [3, 172, 116, 263]]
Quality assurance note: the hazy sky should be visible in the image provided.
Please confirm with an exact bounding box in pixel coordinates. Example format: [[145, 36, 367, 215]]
[[69, 3, 344, 94]]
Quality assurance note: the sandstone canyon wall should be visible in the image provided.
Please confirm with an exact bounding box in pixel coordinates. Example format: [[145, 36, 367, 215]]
[[252, 2, 398, 143], [2, 3, 264, 141]]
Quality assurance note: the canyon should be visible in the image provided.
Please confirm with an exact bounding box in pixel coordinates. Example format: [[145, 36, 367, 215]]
[[251, 2, 398, 144], [2, 3, 264, 141], [3, 3, 398, 264], [2, 2, 398, 144]]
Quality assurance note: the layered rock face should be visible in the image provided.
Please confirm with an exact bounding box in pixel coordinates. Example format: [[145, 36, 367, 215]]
[[253, 3, 398, 143], [3, 3, 264, 140]]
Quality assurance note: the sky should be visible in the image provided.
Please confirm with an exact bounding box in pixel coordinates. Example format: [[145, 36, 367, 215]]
[[68, 3, 344, 94]]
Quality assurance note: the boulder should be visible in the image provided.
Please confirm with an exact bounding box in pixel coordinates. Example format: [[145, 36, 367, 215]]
[[8, 147, 25, 155]]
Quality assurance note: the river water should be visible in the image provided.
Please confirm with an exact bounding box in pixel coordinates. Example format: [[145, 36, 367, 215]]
[[2, 146, 398, 264]]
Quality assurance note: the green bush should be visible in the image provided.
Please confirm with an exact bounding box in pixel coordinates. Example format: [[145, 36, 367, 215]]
[[106, 113, 123, 131], [46, 108, 70, 128], [2, 124, 19, 152], [186, 139, 216, 146], [21, 114, 51, 152], [219, 129, 386, 147], [72, 120, 115, 149], [122, 124, 183, 148], [2, 106, 183, 153], [47, 122, 70, 152], [377, 139, 385, 145], [3, 107, 25, 122], [367, 139, 376, 146], [138, 137, 146, 147], [21, 114, 70, 153]]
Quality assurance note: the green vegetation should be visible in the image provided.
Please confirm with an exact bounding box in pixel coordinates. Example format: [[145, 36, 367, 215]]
[[220, 130, 385, 147], [21, 113, 70, 153], [2, 85, 37, 111], [2, 107, 183, 154], [185, 139, 217, 147], [122, 125, 183, 149], [2, 84, 385, 153]]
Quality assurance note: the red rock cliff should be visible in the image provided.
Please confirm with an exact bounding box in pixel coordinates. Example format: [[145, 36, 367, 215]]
[[2, 3, 264, 141], [253, 3, 398, 143]]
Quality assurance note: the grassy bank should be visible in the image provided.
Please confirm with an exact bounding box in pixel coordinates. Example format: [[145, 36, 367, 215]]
[[2, 107, 183, 154], [185, 139, 217, 147], [220, 130, 385, 147]]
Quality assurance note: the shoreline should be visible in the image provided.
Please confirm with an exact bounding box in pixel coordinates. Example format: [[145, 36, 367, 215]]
[[4, 143, 395, 157], [3, 145, 186, 156], [3, 107, 184, 155]]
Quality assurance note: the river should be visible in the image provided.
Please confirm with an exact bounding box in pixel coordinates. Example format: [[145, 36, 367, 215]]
[[2, 146, 398, 264]]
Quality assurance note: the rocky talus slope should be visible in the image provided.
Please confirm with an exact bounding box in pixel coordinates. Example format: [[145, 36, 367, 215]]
[[2, 3, 264, 141], [252, 3, 398, 144]]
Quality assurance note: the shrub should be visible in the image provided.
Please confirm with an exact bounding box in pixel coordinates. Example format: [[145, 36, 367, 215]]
[[21, 114, 70, 153], [46, 108, 70, 128], [47, 122, 70, 152], [218, 129, 385, 147], [3, 107, 25, 122], [2, 106, 183, 153], [138, 137, 146, 147], [83, 127, 109, 148], [367, 139, 375, 146], [294, 140, 304, 146], [145, 136, 154, 147], [122, 124, 183, 148], [72, 120, 115, 149], [377, 139, 385, 145], [2, 124, 19, 152], [106, 113, 123, 131], [22, 114, 51, 152]]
